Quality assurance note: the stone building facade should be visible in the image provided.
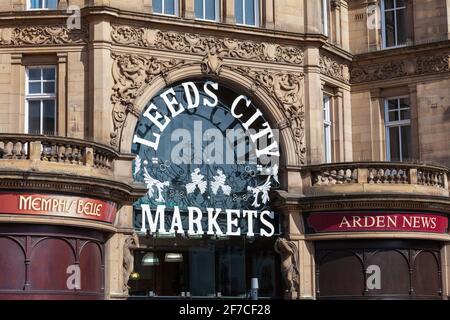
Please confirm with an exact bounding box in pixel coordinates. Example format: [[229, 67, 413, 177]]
[[0, 0, 448, 300]]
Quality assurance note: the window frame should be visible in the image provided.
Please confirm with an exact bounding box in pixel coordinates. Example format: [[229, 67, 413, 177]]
[[322, 0, 329, 37], [152, 0, 179, 17], [323, 94, 332, 163], [381, 0, 407, 49], [195, 0, 220, 22], [27, 0, 58, 10], [25, 66, 57, 136], [235, 0, 259, 27], [384, 95, 411, 162]]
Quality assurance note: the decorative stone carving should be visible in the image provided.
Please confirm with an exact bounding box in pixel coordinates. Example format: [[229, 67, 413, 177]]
[[227, 66, 306, 164], [319, 54, 350, 84], [351, 53, 450, 83], [313, 168, 358, 185], [0, 25, 87, 45], [368, 168, 409, 184], [201, 51, 223, 75], [110, 53, 185, 147], [123, 233, 139, 294], [111, 25, 303, 65], [274, 238, 300, 294]]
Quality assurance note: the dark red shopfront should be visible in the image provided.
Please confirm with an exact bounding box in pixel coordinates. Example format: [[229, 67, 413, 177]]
[[0, 193, 117, 300], [305, 211, 449, 300]]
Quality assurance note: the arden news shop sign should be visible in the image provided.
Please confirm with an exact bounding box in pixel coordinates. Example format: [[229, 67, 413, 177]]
[[0, 193, 117, 223], [306, 212, 449, 234]]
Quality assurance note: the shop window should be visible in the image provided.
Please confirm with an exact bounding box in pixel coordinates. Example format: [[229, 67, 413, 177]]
[[28, 0, 58, 9], [323, 94, 332, 163], [195, 0, 219, 22], [321, 0, 329, 37], [153, 0, 178, 16], [25, 66, 57, 136], [385, 97, 411, 162], [235, 0, 259, 27], [381, 0, 408, 48]]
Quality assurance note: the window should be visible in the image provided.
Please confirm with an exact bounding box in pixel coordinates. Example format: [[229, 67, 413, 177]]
[[321, 0, 329, 37], [28, 0, 58, 9], [25, 67, 57, 135], [153, 0, 178, 16], [235, 0, 259, 27], [323, 95, 332, 163], [381, 0, 407, 48], [385, 97, 411, 161], [195, 0, 219, 21]]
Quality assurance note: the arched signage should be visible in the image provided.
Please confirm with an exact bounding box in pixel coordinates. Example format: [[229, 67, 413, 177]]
[[132, 80, 281, 237]]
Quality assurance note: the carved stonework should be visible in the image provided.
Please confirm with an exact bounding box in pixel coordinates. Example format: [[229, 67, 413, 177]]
[[226, 66, 306, 164], [0, 25, 87, 45], [201, 51, 223, 75], [122, 233, 139, 294], [351, 53, 450, 83], [111, 25, 303, 65], [274, 238, 300, 294], [319, 55, 350, 84], [110, 53, 185, 147]]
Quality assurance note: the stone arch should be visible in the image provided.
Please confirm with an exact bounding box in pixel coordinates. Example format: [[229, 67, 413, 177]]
[[118, 63, 304, 166]]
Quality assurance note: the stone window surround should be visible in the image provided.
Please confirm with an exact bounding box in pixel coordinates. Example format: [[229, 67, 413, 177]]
[[12, 53, 67, 136]]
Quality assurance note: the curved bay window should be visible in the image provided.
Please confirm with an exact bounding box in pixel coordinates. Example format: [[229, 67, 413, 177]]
[[129, 80, 282, 298]]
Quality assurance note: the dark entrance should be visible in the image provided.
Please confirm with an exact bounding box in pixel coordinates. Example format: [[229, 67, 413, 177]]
[[315, 240, 443, 300]]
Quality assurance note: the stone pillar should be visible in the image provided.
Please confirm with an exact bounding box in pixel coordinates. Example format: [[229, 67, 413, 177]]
[[264, 0, 275, 29], [305, 0, 322, 34], [225, 0, 235, 24], [304, 46, 324, 164], [369, 88, 385, 161], [298, 240, 315, 299], [340, 0, 350, 50], [441, 243, 450, 299], [331, 0, 342, 46], [88, 19, 114, 144], [184, 0, 195, 19], [10, 53, 23, 134], [57, 53, 68, 137], [409, 84, 420, 161]]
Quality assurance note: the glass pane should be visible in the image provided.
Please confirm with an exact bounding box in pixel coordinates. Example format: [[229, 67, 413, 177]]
[[385, 11, 396, 47], [396, 0, 405, 8], [387, 99, 398, 110], [399, 98, 410, 109], [205, 0, 216, 20], [218, 246, 246, 296], [396, 9, 407, 45], [29, 82, 41, 94], [401, 125, 411, 160], [28, 101, 41, 134], [384, 0, 395, 9], [400, 109, 410, 120], [43, 82, 55, 94], [164, 0, 175, 15], [153, 0, 162, 13], [235, 0, 243, 24], [43, 68, 55, 81], [189, 248, 215, 296], [28, 68, 41, 81], [43, 100, 55, 135], [388, 110, 399, 122], [30, 0, 43, 9], [46, 0, 58, 9], [195, 0, 203, 19], [389, 127, 400, 161], [245, 0, 256, 25]]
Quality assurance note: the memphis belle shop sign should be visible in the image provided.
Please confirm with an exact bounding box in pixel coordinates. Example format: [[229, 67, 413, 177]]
[[132, 80, 281, 238]]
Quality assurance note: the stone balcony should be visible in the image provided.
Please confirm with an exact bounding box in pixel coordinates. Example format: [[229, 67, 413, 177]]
[[0, 134, 145, 205]]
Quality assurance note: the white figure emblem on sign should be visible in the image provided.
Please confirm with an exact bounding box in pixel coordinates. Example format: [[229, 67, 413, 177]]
[[211, 169, 232, 196], [247, 176, 272, 208], [143, 167, 170, 202], [186, 168, 207, 195]]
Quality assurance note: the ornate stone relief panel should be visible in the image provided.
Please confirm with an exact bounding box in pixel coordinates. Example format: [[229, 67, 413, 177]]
[[351, 53, 450, 83], [0, 25, 88, 45], [110, 25, 304, 65], [319, 54, 350, 84]]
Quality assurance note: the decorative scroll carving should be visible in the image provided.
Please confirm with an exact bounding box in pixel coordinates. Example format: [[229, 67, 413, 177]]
[[274, 238, 300, 294], [319, 55, 350, 83], [0, 25, 87, 45], [226, 66, 306, 164], [111, 25, 303, 65], [123, 233, 139, 294], [110, 53, 185, 147], [351, 53, 450, 83]]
